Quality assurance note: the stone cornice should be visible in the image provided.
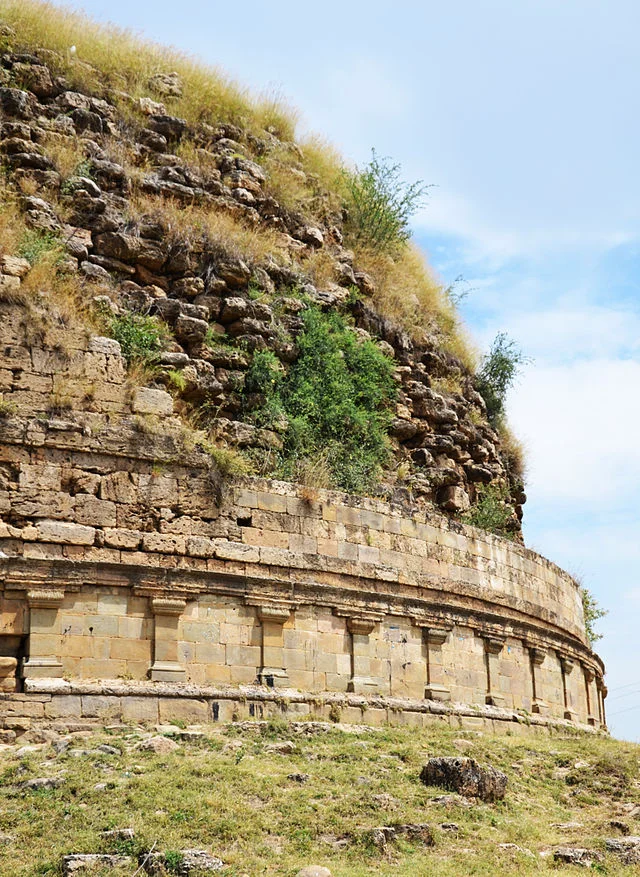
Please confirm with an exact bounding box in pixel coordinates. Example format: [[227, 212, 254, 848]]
[[0, 554, 605, 678]]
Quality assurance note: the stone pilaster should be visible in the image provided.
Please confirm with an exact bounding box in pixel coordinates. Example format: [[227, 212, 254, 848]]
[[583, 665, 598, 726], [256, 604, 291, 688], [22, 589, 65, 679], [346, 616, 379, 694], [528, 646, 548, 715], [149, 597, 186, 682], [421, 626, 451, 701], [482, 635, 505, 706], [597, 679, 607, 728], [559, 656, 577, 721]]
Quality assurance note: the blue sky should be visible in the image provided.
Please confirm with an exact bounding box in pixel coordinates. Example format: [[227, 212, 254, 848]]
[[69, 0, 640, 739]]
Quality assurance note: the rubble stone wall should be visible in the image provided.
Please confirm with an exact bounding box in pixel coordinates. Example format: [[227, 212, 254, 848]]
[[0, 303, 606, 733]]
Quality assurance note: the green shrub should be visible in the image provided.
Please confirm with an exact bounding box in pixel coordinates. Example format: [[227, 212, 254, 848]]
[[342, 149, 429, 252], [580, 585, 607, 644], [476, 332, 528, 427], [108, 313, 167, 364], [244, 307, 396, 493], [463, 483, 515, 538], [17, 229, 62, 266], [163, 850, 184, 873]]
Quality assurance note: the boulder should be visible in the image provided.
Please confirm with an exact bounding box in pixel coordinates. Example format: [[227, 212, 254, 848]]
[[0, 87, 32, 119], [420, 757, 507, 802], [605, 837, 640, 864], [553, 847, 603, 867], [137, 735, 180, 754], [148, 72, 183, 97]]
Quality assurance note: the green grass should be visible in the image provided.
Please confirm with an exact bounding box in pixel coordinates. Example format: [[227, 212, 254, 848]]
[[0, 722, 637, 876]]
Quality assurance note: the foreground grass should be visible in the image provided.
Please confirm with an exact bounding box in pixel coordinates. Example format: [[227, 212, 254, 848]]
[[0, 720, 637, 875]]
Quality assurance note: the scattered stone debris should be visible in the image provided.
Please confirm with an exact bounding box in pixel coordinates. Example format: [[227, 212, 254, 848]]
[[498, 842, 535, 857], [21, 776, 64, 790], [609, 819, 630, 835], [287, 773, 310, 783], [62, 854, 130, 875], [428, 793, 473, 808], [141, 849, 224, 874], [420, 757, 508, 802], [439, 822, 459, 832], [605, 836, 640, 864], [265, 740, 296, 754], [367, 823, 434, 849], [101, 828, 135, 841], [136, 735, 180, 754], [553, 847, 603, 867], [551, 822, 584, 831]]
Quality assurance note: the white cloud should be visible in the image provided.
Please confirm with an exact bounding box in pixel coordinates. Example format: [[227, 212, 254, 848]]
[[509, 358, 640, 506]]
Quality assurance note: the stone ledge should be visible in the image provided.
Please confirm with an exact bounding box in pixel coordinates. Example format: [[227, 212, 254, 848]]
[[21, 678, 604, 735]]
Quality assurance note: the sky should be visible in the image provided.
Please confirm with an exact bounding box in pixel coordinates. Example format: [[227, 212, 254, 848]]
[[68, 0, 640, 739]]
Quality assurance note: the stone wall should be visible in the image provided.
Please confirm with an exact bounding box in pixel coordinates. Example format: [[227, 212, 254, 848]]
[[0, 302, 606, 733]]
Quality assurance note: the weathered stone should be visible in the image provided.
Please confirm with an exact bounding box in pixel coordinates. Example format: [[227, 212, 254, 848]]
[[148, 72, 183, 97], [438, 485, 470, 513], [35, 520, 96, 546], [149, 114, 187, 142], [605, 837, 640, 864], [0, 87, 31, 119], [132, 387, 174, 416], [62, 854, 130, 875], [137, 735, 180, 754], [420, 758, 507, 802], [553, 848, 603, 867]]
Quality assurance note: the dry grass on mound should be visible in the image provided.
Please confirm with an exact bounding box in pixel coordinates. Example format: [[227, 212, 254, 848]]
[[1, 1, 484, 376], [0, 720, 637, 876]]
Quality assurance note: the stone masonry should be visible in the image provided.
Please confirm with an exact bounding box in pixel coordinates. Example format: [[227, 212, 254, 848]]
[[0, 302, 606, 735]]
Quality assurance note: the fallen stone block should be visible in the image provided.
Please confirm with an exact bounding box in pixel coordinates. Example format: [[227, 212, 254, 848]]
[[420, 757, 507, 802], [553, 847, 603, 867]]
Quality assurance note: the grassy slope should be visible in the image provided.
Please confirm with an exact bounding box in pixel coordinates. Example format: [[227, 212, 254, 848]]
[[0, 721, 638, 876]]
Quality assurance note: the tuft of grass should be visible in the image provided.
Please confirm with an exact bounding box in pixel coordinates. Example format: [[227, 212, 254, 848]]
[[0, 396, 17, 417], [17, 229, 63, 267], [354, 245, 478, 371], [107, 313, 168, 365], [463, 483, 516, 539], [196, 438, 254, 476]]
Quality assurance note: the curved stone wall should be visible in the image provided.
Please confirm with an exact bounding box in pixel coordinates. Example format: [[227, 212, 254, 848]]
[[0, 302, 606, 732]]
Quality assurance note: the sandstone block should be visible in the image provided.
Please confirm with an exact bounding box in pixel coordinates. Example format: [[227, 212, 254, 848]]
[[158, 698, 209, 724], [35, 520, 95, 545], [103, 528, 142, 549], [74, 495, 117, 527], [132, 387, 173, 416]]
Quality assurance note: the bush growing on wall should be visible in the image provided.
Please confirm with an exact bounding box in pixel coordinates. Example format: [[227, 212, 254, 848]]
[[244, 307, 396, 493], [476, 332, 528, 427], [342, 149, 429, 253]]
